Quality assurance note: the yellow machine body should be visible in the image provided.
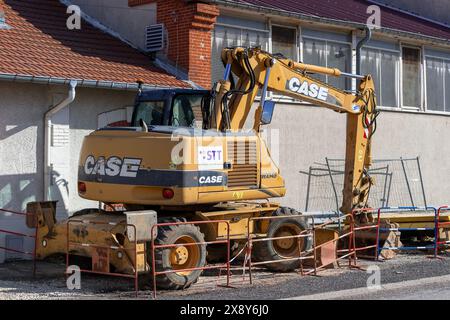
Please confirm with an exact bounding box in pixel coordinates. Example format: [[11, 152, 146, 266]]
[[78, 129, 285, 206]]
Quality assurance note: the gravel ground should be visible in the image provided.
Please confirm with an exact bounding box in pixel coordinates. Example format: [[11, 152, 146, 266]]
[[1, 252, 450, 300]]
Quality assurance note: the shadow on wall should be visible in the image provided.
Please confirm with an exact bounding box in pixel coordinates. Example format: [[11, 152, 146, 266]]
[[0, 172, 67, 216]]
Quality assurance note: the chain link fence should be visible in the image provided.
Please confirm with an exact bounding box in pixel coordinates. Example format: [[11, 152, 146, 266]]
[[299, 157, 427, 213]]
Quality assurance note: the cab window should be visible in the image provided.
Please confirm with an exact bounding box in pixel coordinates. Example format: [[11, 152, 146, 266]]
[[133, 101, 165, 126], [171, 94, 203, 128]]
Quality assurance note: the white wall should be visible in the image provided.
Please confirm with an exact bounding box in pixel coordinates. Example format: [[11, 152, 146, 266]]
[[266, 103, 450, 210], [0, 81, 136, 262]]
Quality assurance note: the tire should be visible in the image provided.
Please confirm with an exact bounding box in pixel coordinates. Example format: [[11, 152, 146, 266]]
[[71, 208, 103, 218], [152, 217, 207, 290], [206, 241, 240, 263], [253, 207, 312, 272]]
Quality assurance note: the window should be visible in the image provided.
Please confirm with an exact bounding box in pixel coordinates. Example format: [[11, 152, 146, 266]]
[[303, 38, 351, 90], [171, 94, 203, 128], [361, 47, 399, 107], [426, 57, 449, 112], [402, 47, 421, 108], [272, 26, 297, 59], [133, 101, 165, 126], [211, 24, 269, 84]]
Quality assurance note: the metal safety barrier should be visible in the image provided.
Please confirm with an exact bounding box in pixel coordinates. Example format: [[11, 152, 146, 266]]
[[302, 213, 358, 275], [243, 214, 315, 284], [376, 206, 438, 259], [150, 220, 232, 299], [0, 208, 38, 276], [435, 206, 450, 256], [242, 213, 362, 280], [66, 219, 139, 297], [351, 208, 381, 260]]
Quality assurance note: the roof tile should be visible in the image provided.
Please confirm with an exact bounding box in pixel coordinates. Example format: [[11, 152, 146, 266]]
[[0, 0, 191, 88], [231, 0, 450, 41]]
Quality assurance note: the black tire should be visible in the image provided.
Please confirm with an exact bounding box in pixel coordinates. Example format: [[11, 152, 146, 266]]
[[206, 241, 240, 263], [71, 208, 103, 217], [152, 217, 207, 290], [253, 207, 312, 272]]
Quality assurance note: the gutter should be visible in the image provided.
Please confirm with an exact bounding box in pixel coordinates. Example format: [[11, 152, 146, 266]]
[[210, 0, 450, 46], [0, 73, 189, 91], [43, 81, 77, 202]]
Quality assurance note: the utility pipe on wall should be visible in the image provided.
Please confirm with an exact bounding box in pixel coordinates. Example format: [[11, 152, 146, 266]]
[[43, 80, 77, 201], [356, 26, 372, 75]]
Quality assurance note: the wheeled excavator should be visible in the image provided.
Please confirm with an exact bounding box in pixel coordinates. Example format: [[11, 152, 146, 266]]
[[31, 46, 379, 290]]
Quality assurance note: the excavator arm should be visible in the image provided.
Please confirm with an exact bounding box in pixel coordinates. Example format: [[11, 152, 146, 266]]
[[210, 47, 379, 215]]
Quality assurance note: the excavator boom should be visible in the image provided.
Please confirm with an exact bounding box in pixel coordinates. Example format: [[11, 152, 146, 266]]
[[212, 47, 379, 214]]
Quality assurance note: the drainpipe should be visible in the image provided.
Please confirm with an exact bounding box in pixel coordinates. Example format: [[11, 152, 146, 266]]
[[356, 26, 372, 75], [43, 80, 77, 201]]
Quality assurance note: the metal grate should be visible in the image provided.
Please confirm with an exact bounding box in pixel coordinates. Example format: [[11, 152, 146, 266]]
[[145, 24, 165, 52], [227, 140, 258, 188]]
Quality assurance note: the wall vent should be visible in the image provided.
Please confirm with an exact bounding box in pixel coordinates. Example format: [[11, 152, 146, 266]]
[[145, 24, 166, 52]]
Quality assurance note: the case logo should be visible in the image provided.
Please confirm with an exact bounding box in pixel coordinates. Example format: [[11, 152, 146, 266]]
[[83, 156, 141, 178], [287, 77, 329, 101]]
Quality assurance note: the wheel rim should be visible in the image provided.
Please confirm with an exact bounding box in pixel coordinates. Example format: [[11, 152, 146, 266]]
[[273, 223, 304, 257], [169, 235, 200, 276]]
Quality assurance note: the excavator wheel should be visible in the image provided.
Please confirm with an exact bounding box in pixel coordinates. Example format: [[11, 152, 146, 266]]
[[253, 207, 312, 272], [152, 217, 207, 290], [206, 241, 241, 263]]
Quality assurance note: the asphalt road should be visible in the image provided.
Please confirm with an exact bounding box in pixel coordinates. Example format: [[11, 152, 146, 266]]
[[286, 274, 450, 300], [160, 253, 450, 300], [1, 253, 450, 300]]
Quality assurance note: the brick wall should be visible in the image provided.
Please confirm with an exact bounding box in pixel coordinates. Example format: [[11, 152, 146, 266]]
[[130, 0, 218, 89]]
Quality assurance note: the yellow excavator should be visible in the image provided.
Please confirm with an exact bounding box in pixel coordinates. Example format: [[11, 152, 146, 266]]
[[31, 46, 378, 290]]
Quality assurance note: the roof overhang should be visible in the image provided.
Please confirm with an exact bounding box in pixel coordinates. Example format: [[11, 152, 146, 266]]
[[0, 73, 191, 91], [209, 0, 450, 47]]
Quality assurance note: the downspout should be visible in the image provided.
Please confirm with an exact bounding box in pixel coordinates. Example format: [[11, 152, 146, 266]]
[[43, 80, 77, 201], [356, 26, 372, 75]]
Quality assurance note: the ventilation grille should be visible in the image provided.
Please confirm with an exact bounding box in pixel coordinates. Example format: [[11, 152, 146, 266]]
[[227, 140, 258, 188], [145, 24, 165, 52]]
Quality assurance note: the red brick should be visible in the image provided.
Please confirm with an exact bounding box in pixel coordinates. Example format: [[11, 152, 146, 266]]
[[148, 0, 218, 88]]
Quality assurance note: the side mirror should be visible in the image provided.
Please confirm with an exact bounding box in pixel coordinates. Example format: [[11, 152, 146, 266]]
[[261, 100, 275, 125]]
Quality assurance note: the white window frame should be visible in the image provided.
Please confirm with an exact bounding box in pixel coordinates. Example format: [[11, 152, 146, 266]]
[[211, 21, 269, 84], [399, 43, 423, 111], [424, 53, 450, 115], [301, 34, 353, 92], [269, 23, 299, 102], [361, 44, 401, 110], [270, 23, 300, 61]]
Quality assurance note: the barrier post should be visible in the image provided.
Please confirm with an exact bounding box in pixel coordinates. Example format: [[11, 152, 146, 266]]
[[351, 208, 381, 264], [304, 213, 356, 275], [435, 206, 450, 258]]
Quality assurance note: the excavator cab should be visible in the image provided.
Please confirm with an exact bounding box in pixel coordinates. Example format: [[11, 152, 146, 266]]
[[131, 89, 210, 128]]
